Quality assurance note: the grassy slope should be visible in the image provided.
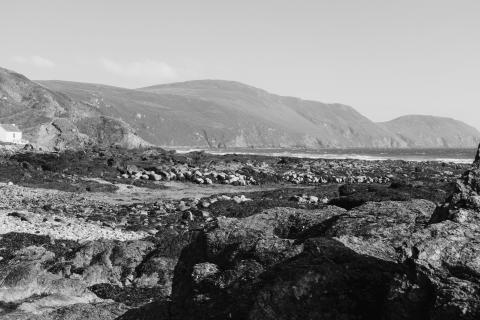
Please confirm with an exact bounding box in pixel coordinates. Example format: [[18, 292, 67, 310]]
[[40, 80, 402, 148], [35, 78, 480, 149]]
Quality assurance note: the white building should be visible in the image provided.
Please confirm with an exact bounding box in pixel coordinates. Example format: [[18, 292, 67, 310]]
[[0, 124, 22, 144]]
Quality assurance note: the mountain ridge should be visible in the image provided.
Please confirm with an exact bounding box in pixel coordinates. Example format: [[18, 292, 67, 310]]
[[1, 66, 477, 149]]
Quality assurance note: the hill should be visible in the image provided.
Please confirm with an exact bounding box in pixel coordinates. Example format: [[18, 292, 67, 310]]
[[379, 115, 480, 148], [0, 67, 149, 150], [137, 80, 405, 148], [1, 66, 477, 149]]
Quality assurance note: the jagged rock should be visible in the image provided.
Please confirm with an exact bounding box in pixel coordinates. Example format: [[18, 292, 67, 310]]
[[167, 204, 440, 320], [1, 302, 129, 320], [0, 246, 102, 314], [432, 143, 480, 223], [322, 199, 436, 261], [170, 206, 348, 318], [70, 240, 155, 286]]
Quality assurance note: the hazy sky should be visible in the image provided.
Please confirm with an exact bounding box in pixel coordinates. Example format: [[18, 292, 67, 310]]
[[2, 0, 480, 129]]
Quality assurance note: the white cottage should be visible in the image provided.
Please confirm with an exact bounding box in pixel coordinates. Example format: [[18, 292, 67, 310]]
[[0, 124, 22, 144]]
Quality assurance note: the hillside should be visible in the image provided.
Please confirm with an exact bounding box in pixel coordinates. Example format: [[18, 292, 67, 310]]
[[39, 79, 407, 148], [0, 67, 149, 149], [138, 80, 406, 148], [379, 115, 480, 148], [1, 66, 478, 149]]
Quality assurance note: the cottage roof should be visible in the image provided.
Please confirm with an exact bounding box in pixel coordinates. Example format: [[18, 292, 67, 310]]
[[0, 124, 22, 132]]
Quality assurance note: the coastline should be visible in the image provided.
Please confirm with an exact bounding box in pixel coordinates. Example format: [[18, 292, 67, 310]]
[[170, 147, 476, 164]]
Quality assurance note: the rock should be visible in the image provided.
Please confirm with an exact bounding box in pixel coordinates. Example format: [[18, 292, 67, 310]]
[[149, 173, 162, 181], [432, 143, 480, 223], [125, 165, 139, 175], [182, 211, 194, 221], [232, 196, 243, 204], [178, 201, 189, 212], [194, 177, 204, 184], [134, 255, 177, 294], [70, 240, 155, 286], [232, 195, 251, 204], [0, 246, 101, 314], [322, 199, 436, 261], [168, 204, 435, 320], [291, 194, 320, 204], [147, 229, 158, 235], [7, 211, 30, 222], [339, 184, 356, 196], [2, 302, 128, 320], [192, 262, 220, 283], [290, 195, 307, 204]]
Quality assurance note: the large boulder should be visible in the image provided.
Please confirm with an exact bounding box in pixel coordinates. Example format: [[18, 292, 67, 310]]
[[165, 191, 480, 319], [168, 205, 436, 320]]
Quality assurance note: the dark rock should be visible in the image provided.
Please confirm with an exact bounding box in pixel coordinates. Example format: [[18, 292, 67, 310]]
[[7, 211, 30, 222], [70, 240, 155, 286], [167, 204, 436, 320], [339, 184, 356, 196]]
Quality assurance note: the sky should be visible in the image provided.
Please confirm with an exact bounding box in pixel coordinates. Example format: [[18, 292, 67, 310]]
[[1, 0, 480, 129]]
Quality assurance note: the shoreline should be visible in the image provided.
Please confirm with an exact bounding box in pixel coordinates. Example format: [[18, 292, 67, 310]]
[[171, 148, 475, 164]]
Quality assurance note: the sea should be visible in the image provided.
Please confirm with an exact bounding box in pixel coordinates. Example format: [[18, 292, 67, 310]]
[[172, 148, 478, 164]]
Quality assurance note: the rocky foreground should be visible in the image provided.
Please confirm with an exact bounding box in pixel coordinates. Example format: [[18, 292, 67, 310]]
[[0, 145, 479, 319]]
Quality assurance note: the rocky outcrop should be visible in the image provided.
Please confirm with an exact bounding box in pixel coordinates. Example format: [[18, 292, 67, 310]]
[[75, 116, 152, 149], [0, 67, 149, 150], [0, 238, 176, 318], [167, 203, 435, 320], [151, 151, 480, 320], [31, 118, 93, 151], [0, 246, 102, 315], [0, 302, 128, 320], [431, 143, 480, 223]]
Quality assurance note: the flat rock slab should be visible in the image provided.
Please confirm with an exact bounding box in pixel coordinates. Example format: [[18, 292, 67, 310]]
[[0, 210, 147, 241]]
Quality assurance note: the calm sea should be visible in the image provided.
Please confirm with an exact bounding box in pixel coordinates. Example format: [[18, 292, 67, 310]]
[[173, 148, 478, 164]]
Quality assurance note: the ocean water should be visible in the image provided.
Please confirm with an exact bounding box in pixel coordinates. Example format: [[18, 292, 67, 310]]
[[173, 147, 478, 164]]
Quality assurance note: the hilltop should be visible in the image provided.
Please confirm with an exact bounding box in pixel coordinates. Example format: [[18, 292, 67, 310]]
[[380, 115, 480, 148]]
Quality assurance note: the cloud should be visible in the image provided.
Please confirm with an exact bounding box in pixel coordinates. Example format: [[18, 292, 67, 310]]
[[12, 55, 55, 68], [100, 58, 177, 80]]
